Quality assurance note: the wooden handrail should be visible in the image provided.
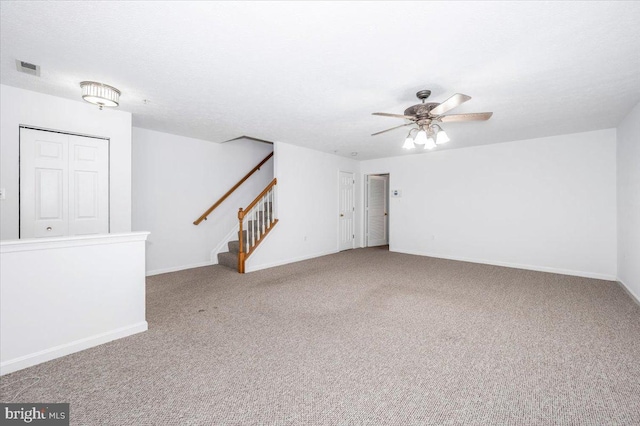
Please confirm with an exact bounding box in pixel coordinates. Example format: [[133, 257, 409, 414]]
[[239, 178, 277, 219], [193, 152, 273, 225]]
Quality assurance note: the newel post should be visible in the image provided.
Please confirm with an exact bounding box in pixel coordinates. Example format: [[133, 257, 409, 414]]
[[237, 208, 245, 274]]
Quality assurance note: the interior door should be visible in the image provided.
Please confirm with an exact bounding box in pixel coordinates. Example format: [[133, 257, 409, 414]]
[[20, 128, 69, 238], [367, 174, 389, 247], [20, 128, 109, 238], [338, 171, 355, 251], [68, 135, 109, 236]]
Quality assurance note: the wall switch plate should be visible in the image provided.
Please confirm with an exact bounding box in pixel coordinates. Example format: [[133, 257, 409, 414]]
[[391, 189, 402, 198], [0, 188, 5, 200]]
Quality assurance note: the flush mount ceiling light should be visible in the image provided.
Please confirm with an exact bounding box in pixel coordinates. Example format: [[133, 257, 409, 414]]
[[80, 81, 121, 110], [371, 89, 493, 151]]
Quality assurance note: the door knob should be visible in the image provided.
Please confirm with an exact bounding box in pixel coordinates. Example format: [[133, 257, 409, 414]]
[[384, 213, 388, 216], [46, 227, 52, 231], [340, 214, 344, 217]]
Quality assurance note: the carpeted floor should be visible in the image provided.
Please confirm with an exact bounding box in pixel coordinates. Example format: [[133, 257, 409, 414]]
[[2, 248, 640, 425]]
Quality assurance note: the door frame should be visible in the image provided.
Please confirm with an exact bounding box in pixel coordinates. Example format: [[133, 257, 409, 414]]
[[365, 173, 390, 247], [18, 125, 111, 239], [337, 170, 356, 251]]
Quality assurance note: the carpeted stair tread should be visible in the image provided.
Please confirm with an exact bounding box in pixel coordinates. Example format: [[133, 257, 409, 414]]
[[228, 240, 240, 254], [217, 251, 237, 270]]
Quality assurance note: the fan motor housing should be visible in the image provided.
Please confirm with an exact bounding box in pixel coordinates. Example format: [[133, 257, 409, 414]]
[[404, 102, 440, 118]]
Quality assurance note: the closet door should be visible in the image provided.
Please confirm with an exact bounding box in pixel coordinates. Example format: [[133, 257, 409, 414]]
[[20, 128, 109, 238], [20, 128, 69, 238], [68, 134, 109, 236]]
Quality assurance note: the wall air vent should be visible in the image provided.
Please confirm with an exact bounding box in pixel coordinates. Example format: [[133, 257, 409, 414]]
[[15, 60, 41, 77]]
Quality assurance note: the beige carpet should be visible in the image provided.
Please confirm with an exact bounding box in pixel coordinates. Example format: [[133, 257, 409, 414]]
[[2, 248, 640, 425]]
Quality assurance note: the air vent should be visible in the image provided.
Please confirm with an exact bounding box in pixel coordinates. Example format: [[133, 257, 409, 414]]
[[15, 60, 41, 77]]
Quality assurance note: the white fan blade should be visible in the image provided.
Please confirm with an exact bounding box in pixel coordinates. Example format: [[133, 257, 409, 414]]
[[439, 112, 493, 122], [429, 93, 472, 116]]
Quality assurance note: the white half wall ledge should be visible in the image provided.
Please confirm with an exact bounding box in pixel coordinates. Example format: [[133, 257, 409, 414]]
[[1, 232, 150, 375], [392, 248, 618, 282], [0, 231, 151, 253]]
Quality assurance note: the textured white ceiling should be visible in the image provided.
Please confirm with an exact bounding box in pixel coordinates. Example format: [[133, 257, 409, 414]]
[[1, 1, 639, 160]]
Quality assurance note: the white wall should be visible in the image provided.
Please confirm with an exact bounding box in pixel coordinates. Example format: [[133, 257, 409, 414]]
[[0, 84, 133, 240], [1, 232, 149, 375], [617, 102, 640, 301], [132, 128, 273, 274], [247, 142, 360, 272], [361, 129, 617, 280]]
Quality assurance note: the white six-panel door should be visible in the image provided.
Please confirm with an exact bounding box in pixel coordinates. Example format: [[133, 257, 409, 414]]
[[367, 174, 389, 247], [338, 171, 355, 251], [20, 128, 109, 239], [20, 129, 69, 238], [68, 135, 109, 236]]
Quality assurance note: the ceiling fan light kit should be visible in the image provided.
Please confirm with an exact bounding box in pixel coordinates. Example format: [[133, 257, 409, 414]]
[[414, 129, 428, 145], [403, 136, 415, 150], [373, 89, 492, 151], [425, 135, 436, 150], [434, 125, 450, 145]]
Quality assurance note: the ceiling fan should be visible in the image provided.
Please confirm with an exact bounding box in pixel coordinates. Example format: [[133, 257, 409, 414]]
[[372, 90, 493, 150]]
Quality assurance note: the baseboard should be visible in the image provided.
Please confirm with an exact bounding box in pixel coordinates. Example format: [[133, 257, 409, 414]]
[[617, 278, 640, 306], [394, 248, 617, 281], [146, 261, 215, 276], [0, 321, 148, 376], [245, 249, 339, 273]]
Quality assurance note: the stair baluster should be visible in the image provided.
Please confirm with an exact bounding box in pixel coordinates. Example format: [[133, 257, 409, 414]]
[[219, 178, 278, 273]]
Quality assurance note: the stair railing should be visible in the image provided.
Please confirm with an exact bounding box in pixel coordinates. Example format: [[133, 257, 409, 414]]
[[193, 152, 273, 225], [237, 178, 278, 273]]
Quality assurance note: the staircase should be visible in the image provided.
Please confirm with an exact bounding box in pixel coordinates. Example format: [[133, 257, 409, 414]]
[[193, 152, 278, 273], [217, 180, 278, 273], [217, 201, 274, 271]]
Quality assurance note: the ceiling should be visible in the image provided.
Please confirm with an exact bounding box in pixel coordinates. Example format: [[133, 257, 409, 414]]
[[1, 2, 639, 160]]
